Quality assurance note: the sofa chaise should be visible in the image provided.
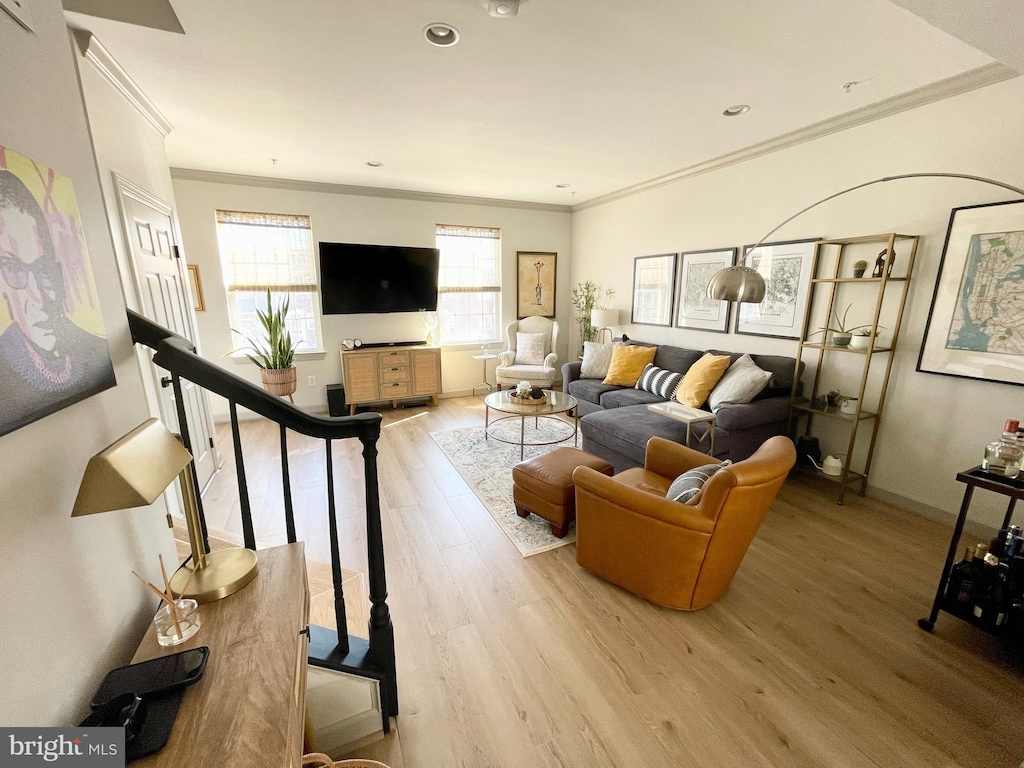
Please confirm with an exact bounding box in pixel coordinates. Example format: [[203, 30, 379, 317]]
[[563, 341, 802, 471]]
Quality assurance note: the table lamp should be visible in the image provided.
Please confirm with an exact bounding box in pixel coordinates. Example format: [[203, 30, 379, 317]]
[[591, 308, 618, 344], [72, 418, 258, 603], [706, 172, 1024, 303]]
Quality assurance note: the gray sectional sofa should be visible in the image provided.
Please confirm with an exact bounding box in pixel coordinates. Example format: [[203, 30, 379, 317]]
[[563, 342, 802, 472]]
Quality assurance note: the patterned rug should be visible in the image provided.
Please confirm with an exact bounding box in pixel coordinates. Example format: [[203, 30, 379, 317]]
[[430, 416, 580, 557]]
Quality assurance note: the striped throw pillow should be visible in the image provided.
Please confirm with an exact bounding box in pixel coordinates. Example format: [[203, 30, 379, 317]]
[[635, 363, 684, 400], [666, 460, 731, 504]]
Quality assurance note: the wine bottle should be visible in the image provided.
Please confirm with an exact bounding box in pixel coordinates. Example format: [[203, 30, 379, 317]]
[[947, 547, 976, 607], [973, 556, 1010, 629]]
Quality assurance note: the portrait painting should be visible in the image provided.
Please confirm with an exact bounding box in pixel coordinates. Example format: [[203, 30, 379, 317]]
[[517, 251, 556, 318], [0, 145, 115, 437]]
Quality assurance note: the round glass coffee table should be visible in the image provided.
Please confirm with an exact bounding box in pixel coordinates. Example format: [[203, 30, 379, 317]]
[[483, 389, 579, 459]]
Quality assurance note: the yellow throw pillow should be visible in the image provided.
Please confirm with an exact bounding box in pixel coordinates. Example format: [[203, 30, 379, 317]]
[[676, 353, 731, 408], [602, 345, 657, 387]]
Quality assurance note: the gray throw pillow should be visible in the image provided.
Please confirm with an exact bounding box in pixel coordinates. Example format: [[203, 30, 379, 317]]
[[666, 460, 731, 504], [707, 353, 772, 412], [580, 341, 617, 379]]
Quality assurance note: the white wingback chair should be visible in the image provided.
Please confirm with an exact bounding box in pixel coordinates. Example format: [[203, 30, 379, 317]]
[[495, 317, 560, 388]]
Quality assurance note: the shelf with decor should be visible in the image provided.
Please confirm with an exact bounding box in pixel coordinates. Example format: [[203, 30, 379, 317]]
[[788, 232, 919, 504]]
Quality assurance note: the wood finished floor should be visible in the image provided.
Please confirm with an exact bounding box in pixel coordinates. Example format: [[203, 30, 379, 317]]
[[197, 397, 1024, 768]]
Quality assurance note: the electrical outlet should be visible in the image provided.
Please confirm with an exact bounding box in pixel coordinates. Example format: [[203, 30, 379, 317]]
[[307, 375, 317, 387]]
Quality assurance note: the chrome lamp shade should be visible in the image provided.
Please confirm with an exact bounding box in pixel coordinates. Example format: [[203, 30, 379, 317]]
[[705, 265, 766, 303]]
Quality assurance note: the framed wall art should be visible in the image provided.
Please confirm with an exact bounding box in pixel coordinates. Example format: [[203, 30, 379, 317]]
[[631, 253, 677, 327], [0, 144, 116, 437], [188, 264, 205, 312], [734, 238, 817, 339], [917, 199, 1024, 387], [675, 247, 736, 333], [517, 251, 556, 318]]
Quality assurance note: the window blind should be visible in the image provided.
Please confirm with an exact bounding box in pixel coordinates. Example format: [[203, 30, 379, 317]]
[[436, 224, 501, 294], [216, 210, 317, 293]]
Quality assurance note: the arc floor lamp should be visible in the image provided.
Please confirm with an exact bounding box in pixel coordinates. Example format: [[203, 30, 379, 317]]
[[705, 173, 1024, 304]]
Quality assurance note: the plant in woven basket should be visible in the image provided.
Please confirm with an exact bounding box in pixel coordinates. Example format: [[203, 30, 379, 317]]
[[228, 288, 299, 397]]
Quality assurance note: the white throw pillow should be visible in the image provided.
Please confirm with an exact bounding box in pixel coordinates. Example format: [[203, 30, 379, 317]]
[[707, 353, 772, 412], [514, 332, 547, 365], [580, 341, 617, 379]]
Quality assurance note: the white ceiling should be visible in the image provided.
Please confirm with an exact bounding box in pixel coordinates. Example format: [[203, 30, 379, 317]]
[[65, 0, 998, 205]]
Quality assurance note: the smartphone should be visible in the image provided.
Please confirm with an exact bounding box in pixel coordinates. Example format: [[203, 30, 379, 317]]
[[91, 646, 209, 707]]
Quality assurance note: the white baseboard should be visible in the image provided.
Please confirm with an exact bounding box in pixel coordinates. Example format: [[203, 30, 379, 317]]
[[865, 483, 996, 539]]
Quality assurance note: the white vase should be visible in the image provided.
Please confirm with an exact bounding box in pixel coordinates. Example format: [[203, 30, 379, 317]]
[[849, 335, 871, 350]]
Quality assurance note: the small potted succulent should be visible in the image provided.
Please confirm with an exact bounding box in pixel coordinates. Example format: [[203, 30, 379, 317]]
[[825, 390, 843, 412], [849, 327, 884, 351], [853, 260, 868, 278]]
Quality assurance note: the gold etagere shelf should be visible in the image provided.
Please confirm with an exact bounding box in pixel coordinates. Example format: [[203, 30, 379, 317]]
[[789, 233, 919, 504]]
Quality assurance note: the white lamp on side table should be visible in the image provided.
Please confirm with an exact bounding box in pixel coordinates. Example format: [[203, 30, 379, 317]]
[[591, 309, 618, 344]]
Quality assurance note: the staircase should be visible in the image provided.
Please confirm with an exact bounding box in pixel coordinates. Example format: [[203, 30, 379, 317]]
[[131, 310, 398, 732]]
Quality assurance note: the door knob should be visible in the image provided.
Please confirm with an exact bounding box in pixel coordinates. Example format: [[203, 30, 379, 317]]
[[160, 376, 173, 388]]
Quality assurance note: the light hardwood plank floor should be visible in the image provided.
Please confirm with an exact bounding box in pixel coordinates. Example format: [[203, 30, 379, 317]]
[[197, 397, 1023, 768]]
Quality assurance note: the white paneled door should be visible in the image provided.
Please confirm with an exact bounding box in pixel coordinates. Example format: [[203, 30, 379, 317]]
[[115, 176, 217, 492]]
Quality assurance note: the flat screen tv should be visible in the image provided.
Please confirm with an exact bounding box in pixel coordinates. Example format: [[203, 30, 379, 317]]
[[319, 242, 440, 314]]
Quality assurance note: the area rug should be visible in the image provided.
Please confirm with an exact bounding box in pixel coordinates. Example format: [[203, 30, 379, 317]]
[[430, 417, 579, 557]]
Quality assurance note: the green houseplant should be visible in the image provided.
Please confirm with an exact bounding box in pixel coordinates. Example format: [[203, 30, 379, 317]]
[[571, 281, 615, 354], [809, 304, 868, 348], [853, 260, 868, 278], [229, 289, 299, 399]]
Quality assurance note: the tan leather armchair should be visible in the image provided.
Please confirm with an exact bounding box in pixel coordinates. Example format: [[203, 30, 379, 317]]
[[573, 435, 796, 610]]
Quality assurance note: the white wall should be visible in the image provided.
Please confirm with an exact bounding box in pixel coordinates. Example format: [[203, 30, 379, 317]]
[[73, 32, 180, 423], [0, 4, 176, 725], [171, 175, 572, 418], [572, 76, 1024, 529]]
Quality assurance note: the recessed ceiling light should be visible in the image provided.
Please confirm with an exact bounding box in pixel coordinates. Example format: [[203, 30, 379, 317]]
[[424, 23, 460, 47], [723, 105, 751, 117], [488, 0, 519, 17], [555, 183, 570, 188], [366, 160, 383, 168]]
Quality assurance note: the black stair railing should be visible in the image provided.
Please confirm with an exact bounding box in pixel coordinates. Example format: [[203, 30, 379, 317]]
[[128, 310, 398, 730]]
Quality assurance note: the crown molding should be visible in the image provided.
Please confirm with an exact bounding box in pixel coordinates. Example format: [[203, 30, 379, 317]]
[[573, 62, 1018, 212], [169, 168, 573, 213], [71, 28, 173, 137]]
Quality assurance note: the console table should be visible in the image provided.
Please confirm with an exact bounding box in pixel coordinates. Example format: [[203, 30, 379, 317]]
[[132, 543, 310, 767], [341, 346, 441, 414]]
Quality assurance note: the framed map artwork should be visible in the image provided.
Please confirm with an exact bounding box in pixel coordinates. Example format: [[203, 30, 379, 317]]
[[675, 248, 735, 333], [734, 239, 817, 339], [917, 199, 1024, 387]]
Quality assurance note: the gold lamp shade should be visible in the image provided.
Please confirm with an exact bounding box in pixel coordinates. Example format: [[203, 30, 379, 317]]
[[73, 418, 192, 516], [72, 417, 258, 603]]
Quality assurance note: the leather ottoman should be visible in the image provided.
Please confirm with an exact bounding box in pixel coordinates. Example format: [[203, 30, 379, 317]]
[[512, 447, 613, 538]]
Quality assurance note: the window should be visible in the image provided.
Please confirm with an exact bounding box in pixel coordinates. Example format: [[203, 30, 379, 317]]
[[435, 224, 501, 344], [215, 210, 323, 353]]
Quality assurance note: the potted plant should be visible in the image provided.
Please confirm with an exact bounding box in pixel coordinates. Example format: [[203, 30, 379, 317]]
[[809, 304, 867, 348], [825, 389, 842, 412], [570, 281, 615, 353], [849, 327, 884, 351], [229, 289, 299, 399], [853, 260, 868, 278]]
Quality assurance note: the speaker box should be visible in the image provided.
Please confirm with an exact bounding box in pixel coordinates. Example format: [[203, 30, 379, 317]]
[[327, 384, 347, 416]]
